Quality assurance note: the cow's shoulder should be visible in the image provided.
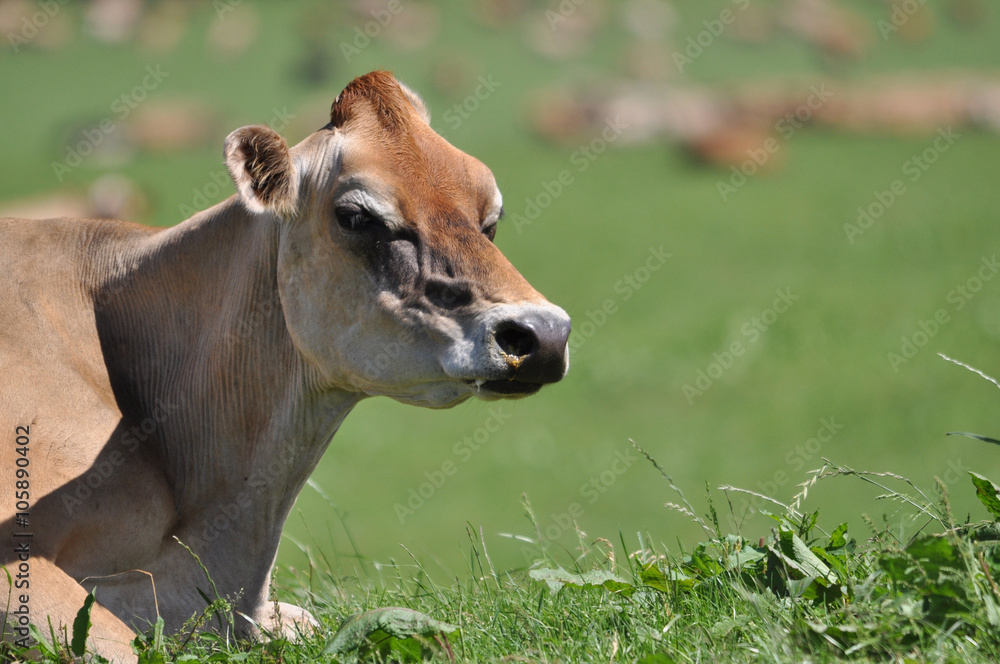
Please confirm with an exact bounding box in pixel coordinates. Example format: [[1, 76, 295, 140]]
[[1, 214, 158, 245], [1, 216, 159, 289], [0, 217, 158, 399]]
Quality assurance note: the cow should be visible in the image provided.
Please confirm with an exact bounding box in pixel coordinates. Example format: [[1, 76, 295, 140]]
[[0, 70, 570, 662]]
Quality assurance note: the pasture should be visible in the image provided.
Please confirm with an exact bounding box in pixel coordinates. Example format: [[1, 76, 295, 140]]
[[2, 0, 1000, 660]]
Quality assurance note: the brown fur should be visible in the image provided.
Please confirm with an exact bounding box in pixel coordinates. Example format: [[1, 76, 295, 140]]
[[330, 70, 416, 132]]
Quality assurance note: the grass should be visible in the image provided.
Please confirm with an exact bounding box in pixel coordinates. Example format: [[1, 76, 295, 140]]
[[8, 446, 1000, 663]]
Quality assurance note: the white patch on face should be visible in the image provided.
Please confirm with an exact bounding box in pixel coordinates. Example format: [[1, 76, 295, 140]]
[[489, 189, 503, 222]]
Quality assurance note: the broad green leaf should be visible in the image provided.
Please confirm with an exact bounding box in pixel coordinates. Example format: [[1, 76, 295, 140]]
[[640, 562, 667, 591], [152, 616, 164, 652], [778, 527, 836, 583], [878, 549, 913, 585], [726, 545, 766, 570], [970, 472, 1000, 520], [323, 607, 458, 663], [683, 544, 724, 577], [710, 615, 750, 637], [26, 624, 54, 656], [879, 533, 968, 623], [528, 566, 633, 594], [972, 523, 1000, 541], [906, 534, 961, 576], [814, 548, 851, 593], [983, 592, 1000, 627], [785, 575, 820, 599], [71, 591, 96, 657], [828, 523, 849, 549], [640, 562, 691, 592]]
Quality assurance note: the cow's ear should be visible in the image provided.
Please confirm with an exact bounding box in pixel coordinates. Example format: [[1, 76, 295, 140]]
[[224, 125, 299, 218]]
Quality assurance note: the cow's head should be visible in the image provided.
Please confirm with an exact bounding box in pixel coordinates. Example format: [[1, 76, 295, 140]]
[[224, 71, 570, 407]]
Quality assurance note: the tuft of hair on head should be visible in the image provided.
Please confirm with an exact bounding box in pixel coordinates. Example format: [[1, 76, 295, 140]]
[[329, 70, 430, 131]]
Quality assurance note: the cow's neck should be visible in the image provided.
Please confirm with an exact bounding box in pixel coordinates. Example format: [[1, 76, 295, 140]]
[[96, 197, 359, 528]]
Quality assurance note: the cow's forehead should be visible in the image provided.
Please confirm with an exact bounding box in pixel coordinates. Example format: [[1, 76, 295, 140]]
[[338, 116, 499, 224], [329, 71, 501, 225]]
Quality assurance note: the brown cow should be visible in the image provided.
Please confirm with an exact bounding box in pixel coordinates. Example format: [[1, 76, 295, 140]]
[[0, 71, 570, 662]]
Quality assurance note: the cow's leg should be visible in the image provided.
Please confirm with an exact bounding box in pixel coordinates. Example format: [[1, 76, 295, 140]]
[[231, 561, 318, 640], [1, 557, 137, 663], [243, 600, 319, 640]]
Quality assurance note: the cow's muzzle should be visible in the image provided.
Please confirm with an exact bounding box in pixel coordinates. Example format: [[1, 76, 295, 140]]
[[475, 304, 571, 396]]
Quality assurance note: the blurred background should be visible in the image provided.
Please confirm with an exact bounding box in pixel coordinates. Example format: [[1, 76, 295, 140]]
[[2, 0, 1000, 578]]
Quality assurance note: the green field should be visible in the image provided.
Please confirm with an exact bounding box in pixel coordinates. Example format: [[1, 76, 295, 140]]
[[14, 464, 1000, 662], [2, 0, 1000, 592]]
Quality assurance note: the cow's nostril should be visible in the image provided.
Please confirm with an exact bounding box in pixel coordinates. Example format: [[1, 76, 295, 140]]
[[488, 310, 570, 386], [494, 323, 538, 359]]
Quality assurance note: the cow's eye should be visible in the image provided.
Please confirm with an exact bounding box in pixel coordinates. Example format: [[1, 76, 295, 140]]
[[483, 222, 498, 242], [335, 206, 378, 233]]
